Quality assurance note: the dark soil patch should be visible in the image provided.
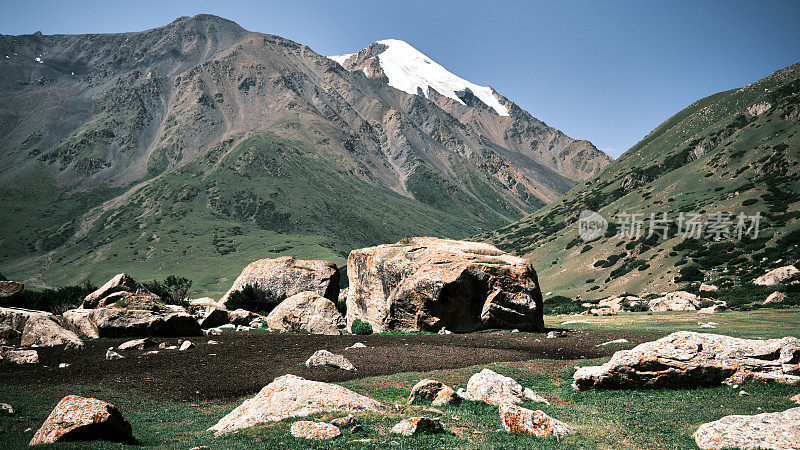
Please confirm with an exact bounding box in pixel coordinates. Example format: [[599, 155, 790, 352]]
[[0, 329, 660, 402]]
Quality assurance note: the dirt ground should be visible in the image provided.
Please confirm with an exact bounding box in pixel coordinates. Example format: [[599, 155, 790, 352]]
[[0, 329, 661, 402]]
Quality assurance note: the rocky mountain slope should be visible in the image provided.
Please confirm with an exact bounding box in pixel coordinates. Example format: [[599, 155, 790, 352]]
[[481, 62, 800, 300], [0, 15, 608, 293]]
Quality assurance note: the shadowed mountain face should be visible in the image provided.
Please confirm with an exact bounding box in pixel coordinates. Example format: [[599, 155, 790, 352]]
[[0, 15, 608, 293], [482, 62, 800, 300]]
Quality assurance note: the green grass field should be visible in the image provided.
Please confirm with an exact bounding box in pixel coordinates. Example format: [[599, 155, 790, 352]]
[[1, 309, 798, 449]]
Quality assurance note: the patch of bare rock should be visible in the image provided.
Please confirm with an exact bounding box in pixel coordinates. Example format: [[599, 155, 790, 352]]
[[304, 349, 356, 370], [693, 407, 800, 450], [346, 237, 544, 333], [266, 291, 346, 335], [753, 265, 800, 286], [573, 331, 800, 390], [29, 395, 133, 446], [290, 421, 341, 440], [208, 374, 381, 435], [764, 291, 786, 305], [220, 256, 339, 304]]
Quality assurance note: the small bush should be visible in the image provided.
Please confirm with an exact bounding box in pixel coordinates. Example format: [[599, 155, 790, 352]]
[[351, 318, 373, 335], [675, 265, 704, 282], [627, 301, 649, 312], [143, 275, 192, 307], [226, 284, 285, 315]]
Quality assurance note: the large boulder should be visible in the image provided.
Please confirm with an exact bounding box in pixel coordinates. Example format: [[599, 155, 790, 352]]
[[346, 237, 543, 333], [463, 368, 526, 405], [693, 407, 800, 450], [0, 307, 54, 334], [499, 403, 575, 438], [208, 374, 381, 435], [0, 280, 23, 302], [573, 331, 800, 390], [266, 291, 346, 335], [220, 256, 340, 305], [81, 273, 158, 309], [29, 395, 133, 445], [1, 348, 39, 364], [88, 308, 201, 338], [62, 309, 99, 339], [648, 291, 702, 311], [63, 307, 201, 338], [754, 265, 800, 286], [21, 316, 84, 349]]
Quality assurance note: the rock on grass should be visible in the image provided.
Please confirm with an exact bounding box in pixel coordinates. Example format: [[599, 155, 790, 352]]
[[208, 374, 381, 435], [693, 407, 800, 450], [499, 403, 574, 438], [573, 331, 800, 390], [29, 395, 133, 445], [390, 417, 444, 436]]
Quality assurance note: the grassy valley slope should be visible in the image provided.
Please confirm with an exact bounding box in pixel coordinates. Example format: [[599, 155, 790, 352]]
[[481, 62, 800, 300]]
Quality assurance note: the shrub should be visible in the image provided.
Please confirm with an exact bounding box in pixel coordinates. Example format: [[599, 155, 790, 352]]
[[627, 301, 649, 312], [7, 281, 97, 314], [543, 295, 584, 315], [143, 275, 193, 307], [351, 318, 373, 335], [226, 284, 285, 315], [675, 265, 704, 282]]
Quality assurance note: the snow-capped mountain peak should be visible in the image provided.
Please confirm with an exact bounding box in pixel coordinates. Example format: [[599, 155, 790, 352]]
[[330, 39, 509, 116]]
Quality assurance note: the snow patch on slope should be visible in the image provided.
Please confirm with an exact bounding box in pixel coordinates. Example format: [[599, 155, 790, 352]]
[[330, 39, 509, 116], [328, 53, 352, 66]]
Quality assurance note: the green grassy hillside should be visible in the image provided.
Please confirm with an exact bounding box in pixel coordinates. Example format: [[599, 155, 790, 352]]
[[481, 62, 800, 301], [1, 128, 484, 296]]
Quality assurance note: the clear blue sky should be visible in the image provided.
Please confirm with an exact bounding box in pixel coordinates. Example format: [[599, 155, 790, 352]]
[[2, 0, 799, 157]]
